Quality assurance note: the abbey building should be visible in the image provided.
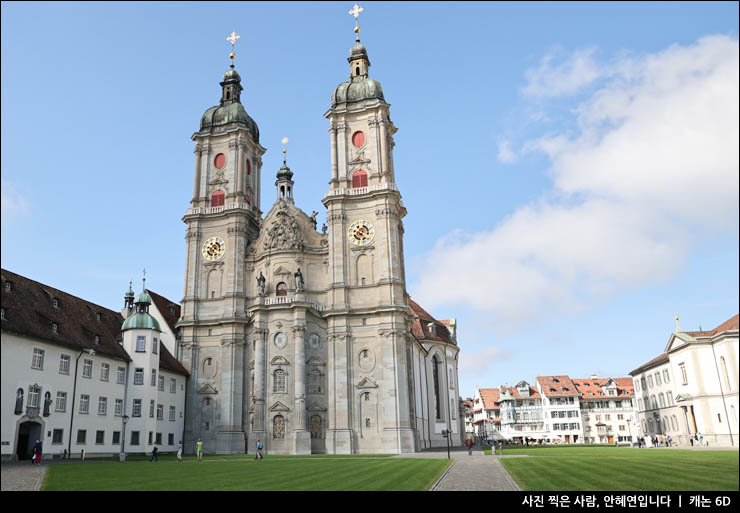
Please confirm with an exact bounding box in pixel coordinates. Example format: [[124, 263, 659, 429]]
[[178, 28, 462, 455]]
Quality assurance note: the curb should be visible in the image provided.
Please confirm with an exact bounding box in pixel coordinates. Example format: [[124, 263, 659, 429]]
[[494, 458, 521, 491], [429, 460, 456, 491], [33, 466, 47, 491]]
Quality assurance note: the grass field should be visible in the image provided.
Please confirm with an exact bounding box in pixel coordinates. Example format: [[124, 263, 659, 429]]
[[497, 446, 739, 491], [41, 455, 451, 491]]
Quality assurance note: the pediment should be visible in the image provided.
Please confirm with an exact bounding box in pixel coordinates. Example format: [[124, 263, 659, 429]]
[[306, 357, 325, 367], [269, 401, 290, 412], [198, 383, 218, 395], [357, 377, 378, 389], [273, 265, 292, 276], [271, 356, 290, 366], [307, 402, 327, 411], [665, 332, 695, 353]]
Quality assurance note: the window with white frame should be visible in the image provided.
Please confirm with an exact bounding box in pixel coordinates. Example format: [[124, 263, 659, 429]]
[[56, 391, 67, 412], [273, 369, 287, 393], [112, 431, 120, 444], [663, 369, 670, 383], [158, 375, 165, 391], [152, 338, 158, 354], [79, 394, 90, 414], [149, 400, 155, 418], [655, 372, 662, 386], [170, 378, 176, 394], [667, 391, 673, 406], [82, 359, 93, 378], [52, 429, 64, 444], [100, 362, 110, 381], [679, 364, 688, 385], [136, 336, 146, 352], [77, 429, 86, 444], [98, 397, 107, 415], [658, 393, 665, 408], [132, 399, 142, 417], [647, 375, 653, 388], [115, 399, 123, 416], [151, 369, 157, 386], [134, 368, 144, 385], [169, 405, 176, 421], [32, 348, 45, 370], [28, 385, 41, 408], [52, 323, 58, 333], [309, 369, 322, 394], [117, 366, 126, 384], [59, 354, 71, 375], [157, 404, 164, 420]]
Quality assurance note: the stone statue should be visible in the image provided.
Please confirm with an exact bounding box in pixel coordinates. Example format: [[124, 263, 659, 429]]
[[310, 211, 319, 230], [321, 223, 328, 235], [15, 388, 23, 414], [43, 392, 52, 417], [256, 271, 266, 296], [294, 268, 304, 292]]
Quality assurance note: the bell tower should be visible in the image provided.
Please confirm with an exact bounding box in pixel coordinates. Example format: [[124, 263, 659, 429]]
[[321, 5, 415, 454], [178, 33, 266, 455]]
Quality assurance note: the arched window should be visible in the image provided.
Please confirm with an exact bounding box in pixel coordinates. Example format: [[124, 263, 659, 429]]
[[355, 66, 360, 76], [648, 418, 654, 433], [309, 369, 323, 394], [310, 415, 322, 439], [720, 357, 731, 391], [276, 282, 287, 297], [448, 366, 454, 388], [273, 369, 286, 393], [667, 391, 673, 406], [650, 395, 657, 409], [672, 415, 678, 431], [211, 190, 225, 207], [658, 393, 665, 408], [352, 169, 368, 188], [451, 398, 456, 419], [432, 355, 441, 420], [273, 415, 285, 439], [638, 398, 643, 411], [226, 90, 231, 100], [246, 158, 251, 176]]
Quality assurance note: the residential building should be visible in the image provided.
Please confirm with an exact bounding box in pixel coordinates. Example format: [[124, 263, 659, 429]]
[[573, 377, 635, 444]]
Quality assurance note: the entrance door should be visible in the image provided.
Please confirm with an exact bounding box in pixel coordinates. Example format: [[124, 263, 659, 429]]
[[608, 436, 614, 444], [16, 421, 41, 460]]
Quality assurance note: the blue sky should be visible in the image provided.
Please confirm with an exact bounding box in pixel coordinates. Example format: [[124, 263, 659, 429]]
[[2, 1, 738, 398]]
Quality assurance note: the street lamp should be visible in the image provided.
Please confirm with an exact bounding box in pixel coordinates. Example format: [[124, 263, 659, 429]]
[[441, 429, 451, 459], [120, 415, 129, 462]]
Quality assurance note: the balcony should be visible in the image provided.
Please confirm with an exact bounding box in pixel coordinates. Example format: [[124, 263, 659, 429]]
[[184, 202, 253, 216], [250, 295, 326, 312], [324, 182, 399, 199]]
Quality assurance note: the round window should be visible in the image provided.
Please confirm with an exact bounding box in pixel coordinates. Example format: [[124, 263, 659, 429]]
[[352, 131, 365, 147], [214, 153, 226, 169]]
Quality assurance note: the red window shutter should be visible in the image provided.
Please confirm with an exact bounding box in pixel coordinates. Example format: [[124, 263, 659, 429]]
[[214, 153, 226, 169], [211, 190, 225, 207], [352, 170, 367, 188]]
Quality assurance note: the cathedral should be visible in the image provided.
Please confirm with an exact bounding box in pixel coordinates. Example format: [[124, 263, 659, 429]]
[[176, 15, 463, 454]]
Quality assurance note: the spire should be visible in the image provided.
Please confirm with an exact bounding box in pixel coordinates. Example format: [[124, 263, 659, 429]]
[[226, 30, 240, 68], [124, 280, 135, 311], [276, 137, 294, 202], [349, 3, 364, 43], [347, 4, 370, 79], [674, 314, 682, 332], [220, 31, 243, 106]]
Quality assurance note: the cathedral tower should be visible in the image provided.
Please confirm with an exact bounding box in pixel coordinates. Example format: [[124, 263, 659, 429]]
[[321, 11, 415, 453], [178, 36, 266, 454]]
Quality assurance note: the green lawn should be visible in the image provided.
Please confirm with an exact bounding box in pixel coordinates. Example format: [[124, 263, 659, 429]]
[[498, 446, 739, 491], [41, 455, 450, 491]]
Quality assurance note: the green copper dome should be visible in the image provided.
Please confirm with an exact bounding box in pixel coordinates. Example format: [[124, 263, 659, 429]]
[[135, 291, 152, 305], [200, 103, 259, 140], [223, 68, 241, 82], [276, 162, 293, 181], [125, 284, 135, 298], [331, 78, 384, 108], [121, 312, 161, 332]]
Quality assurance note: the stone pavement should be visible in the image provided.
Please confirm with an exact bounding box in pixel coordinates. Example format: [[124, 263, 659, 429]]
[[394, 447, 523, 491], [1, 463, 47, 491]]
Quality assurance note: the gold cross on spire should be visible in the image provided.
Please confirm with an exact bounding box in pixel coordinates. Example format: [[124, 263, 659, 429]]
[[226, 31, 240, 67], [349, 3, 363, 41], [281, 137, 289, 164]]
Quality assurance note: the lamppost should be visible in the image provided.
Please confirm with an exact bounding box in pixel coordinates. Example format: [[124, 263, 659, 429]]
[[120, 415, 129, 462], [441, 429, 451, 459]]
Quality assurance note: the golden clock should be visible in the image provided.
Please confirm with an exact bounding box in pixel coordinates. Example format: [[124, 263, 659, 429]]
[[347, 220, 375, 246], [201, 237, 226, 261]]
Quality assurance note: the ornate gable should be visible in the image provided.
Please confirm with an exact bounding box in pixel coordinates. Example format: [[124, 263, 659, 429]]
[[198, 383, 218, 395], [357, 377, 378, 389], [269, 401, 290, 412]]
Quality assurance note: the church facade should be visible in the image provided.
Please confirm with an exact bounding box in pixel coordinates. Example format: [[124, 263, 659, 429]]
[[176, 31, 463, 454]]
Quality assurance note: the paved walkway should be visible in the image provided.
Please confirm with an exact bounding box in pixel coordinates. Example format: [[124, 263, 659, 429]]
[[1, 463, 47, 491], [394, 447, 522, 491]]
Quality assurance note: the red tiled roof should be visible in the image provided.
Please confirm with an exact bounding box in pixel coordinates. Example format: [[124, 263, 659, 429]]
[[1, 268, 131, 362], [479, 388, 500, 409], [685, 314, 739, 338], [147, 289, 181, 334], [536, 375, 579, 397], [501, 385, 541, 400], [408, 297, 454, 345], [159, 341, 189, 376], [572, 377, 634, 398], [630, 352, 669, 376]]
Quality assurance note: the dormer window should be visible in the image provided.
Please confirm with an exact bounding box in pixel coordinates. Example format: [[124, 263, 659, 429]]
[[553, 378, 560, 383], [52, 298, 60, 308], [94, 335, 100, 344], [96, 312, 101, 322], [52, 323, 59, 333], [4, 281, 12, 291]]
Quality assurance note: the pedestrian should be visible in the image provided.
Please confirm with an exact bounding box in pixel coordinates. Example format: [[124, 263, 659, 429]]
[[690, 435, 694, 446], [151, 444, 159, 462], [465, 437, 474, 456], [698, 432, 703, 446], [255, 439, 264, 460], [177, 440, 183, 461], [33, 439, 43, 465], [196, 439, 204, 461]]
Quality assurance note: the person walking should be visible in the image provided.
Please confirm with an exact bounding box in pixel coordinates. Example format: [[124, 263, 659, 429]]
[[196, 439, 204, 461], [151, 444, 159, 462], [177, 441, 183, 461], [465, 437, 474, 456], [33, 439, 43, 465], [255, 439, 264, 460]]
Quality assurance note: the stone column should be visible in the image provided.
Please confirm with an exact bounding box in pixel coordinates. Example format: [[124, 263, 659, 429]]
[[251, 329, 267, 439], [330, 123, 338, 183], [193, 146, 203, 202], [237, 141, 245, 200], [379, 118, 388, 179], [293, 324, 311, 454], [326, 332, 353, 453], [337, 124, 347, 185]]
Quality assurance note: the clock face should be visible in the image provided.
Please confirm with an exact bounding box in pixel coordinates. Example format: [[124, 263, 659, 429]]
[[201, 237, 226, 261], [347, 220, 375, 246]]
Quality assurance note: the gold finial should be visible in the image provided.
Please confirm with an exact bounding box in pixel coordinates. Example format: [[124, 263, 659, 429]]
[[227, 31, 240, 67], [142, 268, 146, 291], [349, 3, 363, 42], [281, 137, 289, 164]]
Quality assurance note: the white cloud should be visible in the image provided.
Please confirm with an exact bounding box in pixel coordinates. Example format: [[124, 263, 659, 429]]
[[1, 179, 29, 223], [415, 35, 739, 331], [522, 47, 603, 98], [497, 140, 517, 164]]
